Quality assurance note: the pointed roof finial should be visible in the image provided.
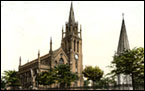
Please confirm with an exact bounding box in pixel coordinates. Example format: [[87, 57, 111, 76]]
[[69, 1, 75, 24], [38, 49, 40, 56], [19, 56, 21, 66], [19, 56, 21, 61], [38, 50, 40, 62], [50, 37, 52, 43], [62, 26, 64, 39], [49, 37, 52, 53], [62, 26, 64, 32], [80, 24, 82, 38], [71, 1, 73, 11]]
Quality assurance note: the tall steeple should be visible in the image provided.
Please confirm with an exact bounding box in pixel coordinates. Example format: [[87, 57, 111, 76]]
[[61, 2, 83, 86], [116, 14, 132, 88], [69, 2, 75, 25], [117, 13, 130, 54]]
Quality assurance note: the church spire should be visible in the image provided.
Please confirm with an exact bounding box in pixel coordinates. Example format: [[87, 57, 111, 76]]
[[69, 2, 75, 24], [117, 13, 130, 54]]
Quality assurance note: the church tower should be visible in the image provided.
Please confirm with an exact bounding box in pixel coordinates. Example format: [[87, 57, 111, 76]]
[[116, 14, 132, 90], [61, 2, 83, 86]]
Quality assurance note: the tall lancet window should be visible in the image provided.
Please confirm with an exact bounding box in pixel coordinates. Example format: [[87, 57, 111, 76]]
[[59, 58, 64, 64], [65, 41, 67, 51], [74, 40, 76, 52], [77, 41, 79, 52], [67, 40, 69, 51]]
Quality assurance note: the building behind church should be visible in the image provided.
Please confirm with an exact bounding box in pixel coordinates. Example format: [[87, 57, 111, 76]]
[[115, 15, 133, 90]]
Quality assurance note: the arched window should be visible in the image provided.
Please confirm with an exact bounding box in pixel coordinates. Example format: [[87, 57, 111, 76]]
[[59, 58, 64, 64]]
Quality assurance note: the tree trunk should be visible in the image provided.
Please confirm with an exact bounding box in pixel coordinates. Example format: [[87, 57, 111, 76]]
[[131, 73, 135, 90]]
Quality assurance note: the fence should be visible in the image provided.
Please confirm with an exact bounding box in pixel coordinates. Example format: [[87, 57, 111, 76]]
[[39, 84, 144, 90], [3, 83, 144, 90]]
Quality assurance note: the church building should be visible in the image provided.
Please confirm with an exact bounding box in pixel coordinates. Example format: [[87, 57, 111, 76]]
[[18, 2, 84, 88]]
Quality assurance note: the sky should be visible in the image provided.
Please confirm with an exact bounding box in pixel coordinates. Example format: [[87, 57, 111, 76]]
[[1, 1, 144, 76]]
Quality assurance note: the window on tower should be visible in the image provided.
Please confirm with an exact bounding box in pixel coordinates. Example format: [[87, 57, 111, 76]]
[[74, 40, 76, 52], [77, 41, 79, 52]]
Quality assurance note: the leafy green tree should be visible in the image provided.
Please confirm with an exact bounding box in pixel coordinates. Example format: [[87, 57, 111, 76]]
[[84, 79, 90, 87], [110, 47, 144, 90], [36, 64, 78, 88], [82, 66, 104, 89], [35, 70, 56, 86], [83, 79, 90, 90], [54, 64, 78, 88], [2, 70, 21, 89], [1, 76, 6, 89], [95, 76, 116, 89]]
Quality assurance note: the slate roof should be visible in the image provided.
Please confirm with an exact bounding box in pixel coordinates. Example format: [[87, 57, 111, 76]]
[[117, 18, 130, 54]]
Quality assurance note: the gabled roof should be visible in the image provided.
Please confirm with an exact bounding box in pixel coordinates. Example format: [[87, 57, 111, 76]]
[[20, 47, 68, 68], [53, 47, 68, 60], [20, 53, 50, 68]]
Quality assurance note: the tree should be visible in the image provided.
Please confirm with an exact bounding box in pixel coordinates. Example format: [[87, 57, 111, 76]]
[[95, 76, 116, 89], [110, 47, 144, 90], [35, 70, 56, 86], [82, 66, 104, 89], [54, 64, 78, 88], [2, 70, 21, 89], [36, 64, 78, 88], [84, 79, 90, 87], [1, 76, 6, 89]]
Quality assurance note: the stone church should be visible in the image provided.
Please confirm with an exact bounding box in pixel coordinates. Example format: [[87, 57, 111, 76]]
[[18, 2, 83, 88]]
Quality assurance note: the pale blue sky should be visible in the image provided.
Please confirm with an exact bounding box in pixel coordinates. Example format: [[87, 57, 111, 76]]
[[1, 1, 144, 75]]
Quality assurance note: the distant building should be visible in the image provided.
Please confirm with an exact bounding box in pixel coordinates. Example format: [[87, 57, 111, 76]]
[[115, 14, 133, 90], [18, 2, 83, 89]]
